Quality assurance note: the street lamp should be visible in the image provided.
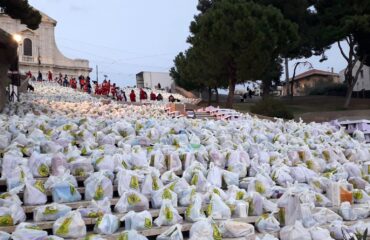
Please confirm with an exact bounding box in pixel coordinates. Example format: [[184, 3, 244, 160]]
[[13, 34, 22, 44]]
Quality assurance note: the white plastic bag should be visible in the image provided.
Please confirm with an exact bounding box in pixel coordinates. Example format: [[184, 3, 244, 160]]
[[23, 180, 47, 205], [185, 194, 206, 222], [255, 214, 280, 234], [45, 171, 81, 203], [156, 224, 183, 240], [116, 230, 148, 240], [122, 210, 152, 231], [0, 231, 10, 240], [94, 213, 119, 235], [206, 193, 231, 220], [115, 190, 149, 213], [207, 163, 223, 188], [117, 169, 142, 196], [28, 152, 51, 177], [84, 171, 113, 201], [34, 203, 72, 222], [154, 200, 183, 226], [12, 223, 48, 240], [141, 171, 163, 198], [339, 201, 357, 221], [152, 188, 178, 209], [78, 198, 112, 218], [53, 211, 86, 238], [219, 220, 255, 238], [189, 218, 220, 240], [309, 226, 333, 240], [280, 221, 311, 240], [0, 204, 26, 226], [312, 207, 342, 225]]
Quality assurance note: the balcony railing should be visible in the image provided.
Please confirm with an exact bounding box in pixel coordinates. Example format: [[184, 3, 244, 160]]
[[21, 56, 35, 63]]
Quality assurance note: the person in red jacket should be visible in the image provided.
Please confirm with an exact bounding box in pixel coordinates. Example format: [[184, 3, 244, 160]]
[[111, 83, 117, 98], [130, 90, 136, 102], [48, 71, 53, 81], [150, 92, 157, 101]]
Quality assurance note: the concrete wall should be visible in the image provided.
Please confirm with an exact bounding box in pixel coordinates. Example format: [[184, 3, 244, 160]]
[[0, 11, 91, 79], [141, 72, 174, 91]]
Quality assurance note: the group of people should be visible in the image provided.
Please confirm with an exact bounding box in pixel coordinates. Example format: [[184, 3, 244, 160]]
[[27, 70, 179, 103], [128, 88, 163, 102]]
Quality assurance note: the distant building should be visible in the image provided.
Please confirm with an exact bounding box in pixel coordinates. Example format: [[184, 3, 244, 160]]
[[0, 8, 91, 78], [339, 64, 370, 92], [136, 71, 174, 91], [282, 69, 340, 96]]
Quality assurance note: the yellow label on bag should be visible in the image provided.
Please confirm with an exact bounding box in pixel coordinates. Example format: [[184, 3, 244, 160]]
[[255, 181, 266, 194], [162, 188, 172, 200], [190, 174, 199, 186], [117, 232, 128, 240], [94, 184, 104, 200], [164, 206, 173, 221], [212, 224, 222, 240], [34, 180, 46, 193], [43, 206, 58, 215], [186, 204, 193, 218], [56, 217, 72, 235], [152, 177, 159, 191], [0, 215, 13, 226], [130, 176, 139, 190], [127, 193, 141, 205], [236, 191, 244, 200], [144, 218, 152, 228], [206, 204, 213, 216]]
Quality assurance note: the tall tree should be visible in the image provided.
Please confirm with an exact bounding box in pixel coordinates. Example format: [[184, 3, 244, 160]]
[[313, 0, 370, 108], [0, 0, 41, 30], [170, 47, 228, 105], [186, 0, 298, 107]]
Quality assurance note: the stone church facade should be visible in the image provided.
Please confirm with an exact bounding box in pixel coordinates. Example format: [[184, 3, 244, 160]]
[[0, 9, 91, 79]]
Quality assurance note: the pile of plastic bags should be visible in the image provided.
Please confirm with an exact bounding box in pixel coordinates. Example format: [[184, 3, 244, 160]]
[[0, 82, 370, 239]]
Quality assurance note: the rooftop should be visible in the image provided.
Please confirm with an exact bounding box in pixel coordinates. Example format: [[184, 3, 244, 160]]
[[291, 69, 339, 81]]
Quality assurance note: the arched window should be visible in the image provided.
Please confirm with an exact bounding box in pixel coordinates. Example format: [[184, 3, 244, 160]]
[[23, 38, 32, 56]]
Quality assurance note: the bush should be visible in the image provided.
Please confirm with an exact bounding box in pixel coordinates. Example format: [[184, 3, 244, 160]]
[[250, 98, 294, 119], [309, 84, 348, 96]]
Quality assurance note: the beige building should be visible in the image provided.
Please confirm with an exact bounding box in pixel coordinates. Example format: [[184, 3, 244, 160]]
[[282, 69, 340, 96], [0, 9, 91, 79]]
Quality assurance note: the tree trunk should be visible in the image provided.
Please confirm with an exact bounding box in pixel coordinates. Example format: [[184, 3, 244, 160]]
[[215, 88, 219, 104], [207, 87, 212, 106], [226, 77, 236, 108], [262, 79, 271, 99], [226, 62, 237, 108], [344, 83, 355, 109]]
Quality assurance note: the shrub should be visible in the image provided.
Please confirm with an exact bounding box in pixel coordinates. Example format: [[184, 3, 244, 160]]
[[309, 83, 348, 96], [250, 98, 294, 119]]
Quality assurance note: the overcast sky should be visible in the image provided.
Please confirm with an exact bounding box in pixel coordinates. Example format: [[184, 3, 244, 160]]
[[29, 0, 348, 87]]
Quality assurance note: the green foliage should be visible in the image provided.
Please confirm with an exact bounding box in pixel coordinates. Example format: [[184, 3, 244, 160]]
[[313, 0, 370, 107], [174, 0, 299, 107], [250, 98, 294, 119], [0, 0, 41, 30], [309, 84, 348, 96]]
